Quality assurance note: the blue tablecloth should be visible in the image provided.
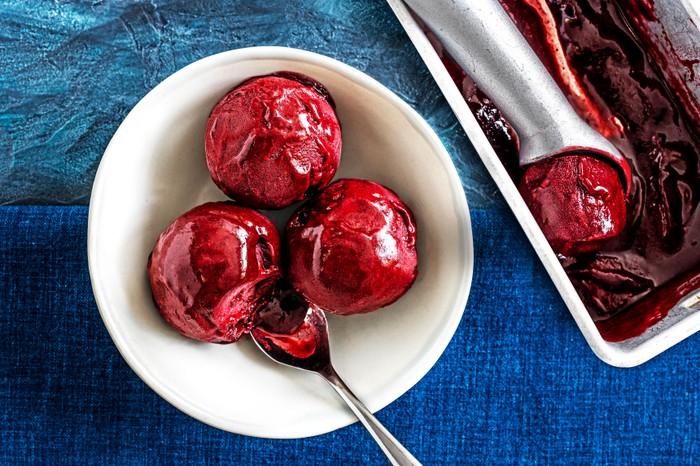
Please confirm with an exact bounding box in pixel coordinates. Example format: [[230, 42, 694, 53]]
[[2, 206, 699, 465]]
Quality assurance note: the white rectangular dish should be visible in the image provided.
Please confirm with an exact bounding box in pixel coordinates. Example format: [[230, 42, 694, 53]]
[[387, 0, 700, 367]]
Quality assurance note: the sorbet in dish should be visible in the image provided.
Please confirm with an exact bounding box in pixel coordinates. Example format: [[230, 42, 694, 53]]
[[286, 179, 419, 315], [148, 202, 282, 343], [205, 72, 342, 209], [423, 0, 700, 340]]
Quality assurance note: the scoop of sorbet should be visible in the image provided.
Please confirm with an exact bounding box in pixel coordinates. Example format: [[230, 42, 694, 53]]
[[147, 202, 281, 343], [205, 72, 342, 209], [518, 155, 627, 256], [285, 179, 418, 315]]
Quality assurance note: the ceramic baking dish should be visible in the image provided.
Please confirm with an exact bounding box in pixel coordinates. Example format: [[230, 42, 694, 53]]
[[387, 0, 700, 367]]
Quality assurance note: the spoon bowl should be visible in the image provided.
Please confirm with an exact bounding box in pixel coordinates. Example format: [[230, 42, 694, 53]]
[[252, 305, 331, 374]]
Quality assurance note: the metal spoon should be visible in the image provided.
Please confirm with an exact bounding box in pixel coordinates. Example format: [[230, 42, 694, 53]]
[[251, 304, 422, 466], [403, 0, 632, 190]]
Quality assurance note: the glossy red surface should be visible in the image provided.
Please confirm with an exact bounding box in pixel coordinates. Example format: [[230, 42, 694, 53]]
[[205, 72, 342, 209], [147, 202, 282, 343], [286, 179, 418, 315], [519, 155, 627, 255]]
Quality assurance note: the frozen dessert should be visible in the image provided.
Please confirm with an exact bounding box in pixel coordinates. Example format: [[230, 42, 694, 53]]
[[147, 202, 282, 343], [151, 69, 421, 346], [519, 154, 627, 256], [285, 179, 418, 315], [205, 72, 342, 209], [149, 178, 420, 344], [421, 0, 700, 340]]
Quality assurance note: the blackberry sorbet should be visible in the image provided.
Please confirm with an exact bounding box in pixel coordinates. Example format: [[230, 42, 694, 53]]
[[205, 72, 342, 209], [286, 179, 418, 315], [148, 202, 282, 343]]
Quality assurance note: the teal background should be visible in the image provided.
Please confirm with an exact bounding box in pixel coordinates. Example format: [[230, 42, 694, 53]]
[[1, 0, 501, 208]]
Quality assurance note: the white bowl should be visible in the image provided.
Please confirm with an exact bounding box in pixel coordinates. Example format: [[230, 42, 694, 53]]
[[88, 46, 472, 438]]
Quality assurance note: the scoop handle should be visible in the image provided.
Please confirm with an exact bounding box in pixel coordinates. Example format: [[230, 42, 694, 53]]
[[403, 0, 619, 166]]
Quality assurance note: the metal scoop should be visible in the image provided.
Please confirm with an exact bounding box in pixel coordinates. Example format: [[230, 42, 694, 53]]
[[404, 0, 632, 190], [252, 305, 421, 466]]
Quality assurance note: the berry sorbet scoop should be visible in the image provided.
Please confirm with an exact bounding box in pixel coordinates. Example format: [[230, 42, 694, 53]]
[[405, 0, 633, 254]]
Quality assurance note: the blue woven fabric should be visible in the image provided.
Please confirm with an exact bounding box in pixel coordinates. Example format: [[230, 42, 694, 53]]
[[2, 206, 699, 465]]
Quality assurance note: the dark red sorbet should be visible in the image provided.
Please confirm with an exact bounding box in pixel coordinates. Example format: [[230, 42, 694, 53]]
[[286, 179, 419, 315], [205, 72, 342, 209], [147, 202, 282, 343], [424, 0, 700, 340], [519, 154, 627, 255]]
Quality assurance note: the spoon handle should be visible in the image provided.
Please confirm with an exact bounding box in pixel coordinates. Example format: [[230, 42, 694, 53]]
[[321, 368, 422, 466]]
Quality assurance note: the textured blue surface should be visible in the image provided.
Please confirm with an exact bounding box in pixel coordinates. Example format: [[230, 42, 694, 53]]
[[0, 0, 502, 208], [2, 206, 700, 464]]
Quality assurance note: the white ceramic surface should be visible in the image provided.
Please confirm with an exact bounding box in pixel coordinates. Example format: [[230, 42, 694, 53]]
[[388, 0, 700, 367], [88, 47, 472, 438]]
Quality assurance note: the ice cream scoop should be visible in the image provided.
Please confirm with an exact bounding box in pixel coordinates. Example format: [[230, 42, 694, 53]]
[[285, 179, 418, 315], [147, 202, 282, 343], [205, 72, 342, 209], [405, 0, 633, 254]]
